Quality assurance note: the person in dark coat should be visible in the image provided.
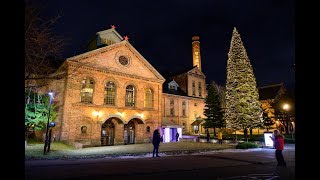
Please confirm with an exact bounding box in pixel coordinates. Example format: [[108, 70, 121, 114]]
[[176, 132, 179, 142], [270, 129, 287, 166], [152, 129, 161, 157]]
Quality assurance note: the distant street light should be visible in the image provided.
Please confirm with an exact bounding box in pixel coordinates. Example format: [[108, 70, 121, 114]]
[[44, 91, 54, 155], [283, 104, 289, 111], [282, 103, 292, 139], [276, 120, 280, 129]]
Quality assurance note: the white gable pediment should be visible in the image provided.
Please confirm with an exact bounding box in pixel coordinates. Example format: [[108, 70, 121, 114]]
[[168, 80, 179, 90], [66, 41, 165, 82]]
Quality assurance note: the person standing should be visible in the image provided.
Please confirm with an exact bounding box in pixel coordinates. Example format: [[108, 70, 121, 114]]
[[175, 132, 179, 142], [270, 129, 287, 167], [152, 129, 161, 157], [218, 131, 223, 144]]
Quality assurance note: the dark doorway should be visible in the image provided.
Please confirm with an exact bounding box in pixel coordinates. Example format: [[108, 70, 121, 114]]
[[101, 121, 115, 146], [124, 121, 135, 144]]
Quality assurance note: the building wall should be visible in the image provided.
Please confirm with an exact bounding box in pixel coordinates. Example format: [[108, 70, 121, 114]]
[[187, 70, 206, 98], [162, 93, 205, 134], [49, 42, 164, 145]]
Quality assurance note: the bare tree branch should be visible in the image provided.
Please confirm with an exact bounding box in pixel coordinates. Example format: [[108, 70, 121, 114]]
[[25, 2, 65, 88]]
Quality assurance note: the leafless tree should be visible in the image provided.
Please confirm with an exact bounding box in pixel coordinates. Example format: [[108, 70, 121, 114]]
[[25, 1, 65, 88]]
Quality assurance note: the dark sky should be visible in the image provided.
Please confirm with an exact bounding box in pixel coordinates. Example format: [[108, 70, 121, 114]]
[[34, 0, 295, 88]]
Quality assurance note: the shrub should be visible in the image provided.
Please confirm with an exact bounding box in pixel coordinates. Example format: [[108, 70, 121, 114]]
[[284, 138, 295, 144], [236, 142, 259, 149]]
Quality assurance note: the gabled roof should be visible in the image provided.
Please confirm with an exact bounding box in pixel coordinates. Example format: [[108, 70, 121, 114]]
[[65, 40, 165, 82], [186, 66, 206, 78], [258, 83, 285, 101], [162, 119, 183, 128], [164, 66, 206, 78], [191, 119, 203, 126], [162, 77, 188, 96]]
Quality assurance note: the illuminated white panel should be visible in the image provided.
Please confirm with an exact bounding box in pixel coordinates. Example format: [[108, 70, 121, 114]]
[[177, 128, 182, 138], [164, 128, 170, 143], [264, 132, 274, 147]]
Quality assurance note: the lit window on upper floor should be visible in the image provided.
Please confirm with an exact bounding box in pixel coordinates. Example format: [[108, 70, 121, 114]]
[[125, 85, 135, 107], [170, 99, 174, 105], [104, 81, 116, 105], [81, 77, 94, 103], [192, 81, 196, 96], [144, 89, 154, 108]]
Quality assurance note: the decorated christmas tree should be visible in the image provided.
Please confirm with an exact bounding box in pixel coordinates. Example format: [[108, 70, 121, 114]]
[[224, 27, 263, 133]]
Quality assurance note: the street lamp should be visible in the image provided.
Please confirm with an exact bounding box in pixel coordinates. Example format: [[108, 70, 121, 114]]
[[44, 91, 54, 155], [282, 103, 291, 138], [276, 120, 280, 129]]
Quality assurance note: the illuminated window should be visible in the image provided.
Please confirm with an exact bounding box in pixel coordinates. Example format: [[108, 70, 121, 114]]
[[192, 81, 196, 96], [104, 81, 116, 105], [170, 99, 174, 105], [125, 85, 135, 107], [81, 77, 94, 103], [182, 101, 186, 116], [144, 89, 153, 108], [182, 109, 186, 116], [170, 108, 174, 116], [170, 85, 176, 89], [106, 39, 115, 46], [198, 82, 202, 97]]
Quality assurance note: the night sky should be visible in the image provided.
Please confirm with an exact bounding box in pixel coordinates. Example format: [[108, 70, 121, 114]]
[[34, 0, 295, 89]]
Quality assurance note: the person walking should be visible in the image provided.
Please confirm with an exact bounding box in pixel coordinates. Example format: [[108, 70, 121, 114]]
[[152, 129, 161, 157], [175, 132, 179, 142], [206, 131, 210, 143], [218, 131, 223, 144], [270, 129, 287, 167]]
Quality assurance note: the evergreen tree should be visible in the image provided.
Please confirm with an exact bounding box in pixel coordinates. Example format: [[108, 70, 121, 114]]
[[203, 82, 225, 136], [224, 27, 263, 134], [262, 111, 274, 132], [25, 90, 57, 141]]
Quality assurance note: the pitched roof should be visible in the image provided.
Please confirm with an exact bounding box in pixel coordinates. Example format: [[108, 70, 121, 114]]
[[191, 119, 203, 126], [162, 77, 188, 96], [258, 83, 285, 100], [162, 119, 183, 128]]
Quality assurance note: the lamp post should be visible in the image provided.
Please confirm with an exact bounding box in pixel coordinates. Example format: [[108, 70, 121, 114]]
[[276, 120, 280, 130], [282, 103, 291, 138], [44, 91, 54, 155]]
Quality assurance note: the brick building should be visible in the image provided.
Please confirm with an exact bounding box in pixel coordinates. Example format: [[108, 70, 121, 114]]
[[41, 27, 207, 146]]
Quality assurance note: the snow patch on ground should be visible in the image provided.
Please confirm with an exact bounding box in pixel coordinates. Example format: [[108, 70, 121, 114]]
[[105, 149, 269, 159]]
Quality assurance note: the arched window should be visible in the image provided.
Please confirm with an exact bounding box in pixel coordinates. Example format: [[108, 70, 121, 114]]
[[81, 126, 87, 134], [125, 85, 135, 107], [198, 82, 202, 97], [144, 88, 153, 108], [104, 81, 116, 105], [192, 81, 196, 96], [81, 77, 94, 103]]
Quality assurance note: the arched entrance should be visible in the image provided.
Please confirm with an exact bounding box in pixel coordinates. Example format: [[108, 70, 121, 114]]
[[101, 120, 115, 146], [124, 121, 135, 144], [124, 118, 144, 144]]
